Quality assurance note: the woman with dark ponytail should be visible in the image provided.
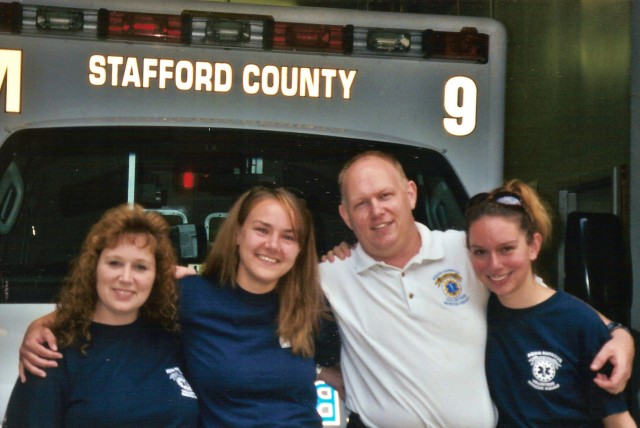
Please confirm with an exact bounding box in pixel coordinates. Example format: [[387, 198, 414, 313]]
[[465, 179, 634, 427]]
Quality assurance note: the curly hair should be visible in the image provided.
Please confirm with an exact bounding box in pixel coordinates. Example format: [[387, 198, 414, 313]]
[[52, 204, 179, 353], [201, 186, 325, 358]]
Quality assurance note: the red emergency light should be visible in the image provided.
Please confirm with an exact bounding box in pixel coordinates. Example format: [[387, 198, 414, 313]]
[[272, 22, 352, 54], [423, 28, 489, 64], [0, 2, 21, 32], [99, 9, 182, 43]]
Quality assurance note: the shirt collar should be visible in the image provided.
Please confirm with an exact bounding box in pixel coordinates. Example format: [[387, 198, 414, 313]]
[[352, 222, 446, 273]]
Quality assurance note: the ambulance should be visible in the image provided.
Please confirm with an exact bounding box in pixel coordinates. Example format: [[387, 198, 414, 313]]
[[0, 0, 506, 423]]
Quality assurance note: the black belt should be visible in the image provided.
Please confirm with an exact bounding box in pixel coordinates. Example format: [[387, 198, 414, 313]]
[[347, 413, 368, 428]]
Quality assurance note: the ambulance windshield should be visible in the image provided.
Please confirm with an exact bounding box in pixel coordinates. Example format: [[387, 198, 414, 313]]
[[0, 126, 467, 303]]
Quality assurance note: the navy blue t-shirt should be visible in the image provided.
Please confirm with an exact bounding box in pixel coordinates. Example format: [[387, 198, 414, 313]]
[[179, 275, 322, 428], [5, 319, 199, 428], [486, 291, 627, 427]]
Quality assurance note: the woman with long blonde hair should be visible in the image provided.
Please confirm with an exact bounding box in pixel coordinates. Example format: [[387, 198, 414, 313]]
[[178, 186, 325, 427]]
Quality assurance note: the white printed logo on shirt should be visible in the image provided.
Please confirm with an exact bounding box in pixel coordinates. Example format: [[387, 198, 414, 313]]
[[166, 367, 197, 398], [527, 351, 562, 391]]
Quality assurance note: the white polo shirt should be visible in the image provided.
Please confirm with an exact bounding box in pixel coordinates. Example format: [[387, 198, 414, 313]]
[[320, 223, 497, 428]]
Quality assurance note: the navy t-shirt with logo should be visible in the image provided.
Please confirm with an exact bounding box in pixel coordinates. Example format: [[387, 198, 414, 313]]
[[486, 290, 627, 427], [5, 319, 199, 428]]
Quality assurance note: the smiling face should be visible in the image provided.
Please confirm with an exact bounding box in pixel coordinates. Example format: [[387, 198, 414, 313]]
[[93, 233, 156, 325], [468, 215, 542, 307], [338, 155, 420, 267], [235, 198, 301, 294]]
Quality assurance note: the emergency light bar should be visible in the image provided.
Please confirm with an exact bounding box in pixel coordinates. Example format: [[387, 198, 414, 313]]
[[0, 2, 489, 63]]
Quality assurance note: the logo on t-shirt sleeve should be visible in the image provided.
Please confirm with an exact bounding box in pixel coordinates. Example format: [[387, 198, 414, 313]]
[[166, 367, 197, 399]]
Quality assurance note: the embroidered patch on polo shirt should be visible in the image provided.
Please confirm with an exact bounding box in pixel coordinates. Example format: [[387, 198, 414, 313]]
[[434, 270, 469, 306]]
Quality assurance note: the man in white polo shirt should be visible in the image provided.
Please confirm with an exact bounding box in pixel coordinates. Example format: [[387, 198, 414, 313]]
[[318, 150, 633, 428]]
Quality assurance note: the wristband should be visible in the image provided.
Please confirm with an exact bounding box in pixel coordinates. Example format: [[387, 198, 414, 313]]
[[606, 321, 630, 335]]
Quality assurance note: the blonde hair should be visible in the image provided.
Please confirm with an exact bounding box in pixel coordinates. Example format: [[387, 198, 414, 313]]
[[201, 186, 324, 357], [52, 204, 179, 353], [465, 179, 552, 245]]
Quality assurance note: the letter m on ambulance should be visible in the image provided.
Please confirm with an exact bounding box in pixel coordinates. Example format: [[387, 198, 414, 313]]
[[0, 49, 21, 113]]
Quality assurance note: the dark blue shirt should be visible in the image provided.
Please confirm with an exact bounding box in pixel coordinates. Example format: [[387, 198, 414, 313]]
[[5, 319, 199, 428], [179, 275, 322, 428], [486, 291, 627, 427]]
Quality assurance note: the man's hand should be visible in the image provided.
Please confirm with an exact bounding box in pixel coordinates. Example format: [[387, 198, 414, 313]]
[[320, 242, 352, 263], [18, 313, 62, 382], [591, 328, 634, 394]]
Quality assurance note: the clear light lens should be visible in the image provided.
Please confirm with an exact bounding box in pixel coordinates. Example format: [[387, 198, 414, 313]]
[[36, 7, 84, 31], [367, 31, 411, 52]]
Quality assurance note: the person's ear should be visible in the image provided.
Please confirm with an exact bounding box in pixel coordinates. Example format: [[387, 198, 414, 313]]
[[407, 180, 418, 209], [339, 204, 352, 230], [529, 232, 542, 261]]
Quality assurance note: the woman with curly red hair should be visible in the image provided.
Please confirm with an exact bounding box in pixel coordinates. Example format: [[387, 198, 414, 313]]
[[5, 204, 199, 427]]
